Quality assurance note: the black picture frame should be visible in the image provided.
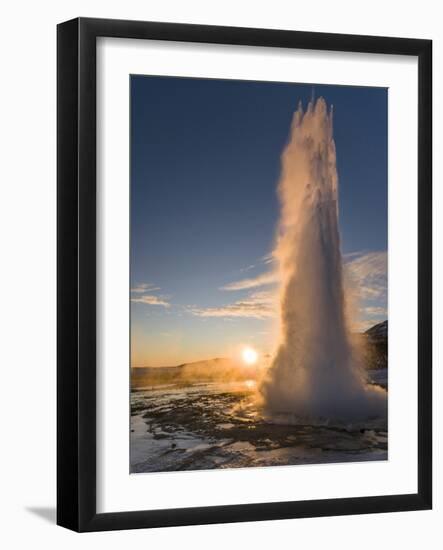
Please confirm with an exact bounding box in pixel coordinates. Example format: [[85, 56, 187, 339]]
[[57, 17, 432, 532]]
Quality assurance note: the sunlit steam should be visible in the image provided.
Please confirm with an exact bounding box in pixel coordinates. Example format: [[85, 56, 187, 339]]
[[260, 98, 386, 423]]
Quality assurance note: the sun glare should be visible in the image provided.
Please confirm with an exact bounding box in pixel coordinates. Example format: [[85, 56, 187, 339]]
[[242, 346, 258, 365]]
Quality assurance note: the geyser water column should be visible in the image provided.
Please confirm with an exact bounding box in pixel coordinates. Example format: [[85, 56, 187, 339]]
[[260, 98, 386, 422]]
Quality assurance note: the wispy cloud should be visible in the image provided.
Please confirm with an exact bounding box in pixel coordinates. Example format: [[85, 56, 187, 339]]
[[262, 252, 275, 265], [239, 263, 256, 273], [130, 282, 170, 307], [131, 295, 170, 307], [229, 252, 277, 290], [220, 270, 278, 291], [345, 251, 387, 330], [131, 283, 161, 293], [360, 306, 387, 317], [189, 290, 276, 319], [345, 251, 387, 301], [353, 319, 380, 332]]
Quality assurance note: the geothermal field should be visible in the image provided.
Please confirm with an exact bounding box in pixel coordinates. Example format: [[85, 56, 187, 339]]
[[130, 323, 387, 473]]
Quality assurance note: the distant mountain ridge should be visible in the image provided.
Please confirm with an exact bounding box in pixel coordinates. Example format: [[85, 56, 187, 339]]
[[131, 320, 389, 389], [365, 320, 388, 340], [362, 320, 388, 370], [131, 356, 261, 388]]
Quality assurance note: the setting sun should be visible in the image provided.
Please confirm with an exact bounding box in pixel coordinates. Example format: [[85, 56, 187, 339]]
[[242, 346, 258, 365]]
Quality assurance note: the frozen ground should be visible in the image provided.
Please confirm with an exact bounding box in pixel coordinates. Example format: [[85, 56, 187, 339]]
[[130, 375, 388, 473]]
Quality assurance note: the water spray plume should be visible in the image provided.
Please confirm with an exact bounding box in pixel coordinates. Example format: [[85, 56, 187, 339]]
[[260, 98, 386, 423]]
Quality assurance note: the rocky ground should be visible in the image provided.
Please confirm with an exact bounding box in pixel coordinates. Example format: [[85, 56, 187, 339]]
[[130, 379, 388, 473]]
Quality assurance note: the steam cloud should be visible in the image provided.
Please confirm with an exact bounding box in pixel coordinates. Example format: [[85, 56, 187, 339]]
[[260, 98, 386, 423]]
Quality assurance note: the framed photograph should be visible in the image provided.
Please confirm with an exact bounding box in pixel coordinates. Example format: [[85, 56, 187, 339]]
[[57, 17, 432, 532]]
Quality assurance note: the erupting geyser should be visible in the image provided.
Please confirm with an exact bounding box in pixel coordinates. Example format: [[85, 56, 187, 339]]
[[260, 98, 386, 423]]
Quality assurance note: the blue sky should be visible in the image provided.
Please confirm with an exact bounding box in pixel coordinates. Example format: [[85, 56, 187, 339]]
[[130, 76, 387, 367]]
